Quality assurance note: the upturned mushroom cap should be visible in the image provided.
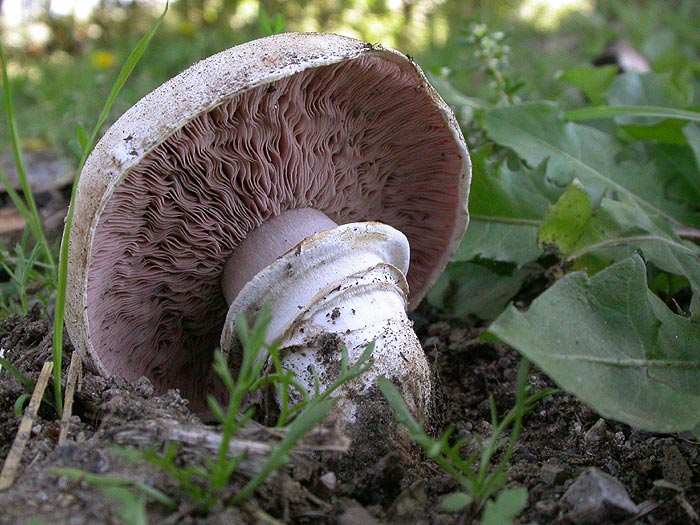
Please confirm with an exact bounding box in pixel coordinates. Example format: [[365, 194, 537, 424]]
[[65, 32, 470, 403]]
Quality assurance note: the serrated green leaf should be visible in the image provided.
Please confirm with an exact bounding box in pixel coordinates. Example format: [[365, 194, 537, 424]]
[[470, 152, 558, 221], [481, 487, 528, 525], [488, 254, 700, 434], [560, 65, 618, 105], [538, 181, 593, 254]]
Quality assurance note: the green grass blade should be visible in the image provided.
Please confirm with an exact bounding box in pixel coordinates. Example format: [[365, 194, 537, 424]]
[[231, 398, 335, 504], [0, 45, 55, 270], [79, 5, 168, 167], [51, 4, 168, 416], [0, 356, 36, 391], [377, 376, 424, 436], [566, 105, 700, 123]]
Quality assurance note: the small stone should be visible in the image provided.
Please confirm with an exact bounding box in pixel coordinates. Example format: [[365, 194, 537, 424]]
[[475, 420, 493, 440], [320, 471, 337, 491], [338, 500, 380, 525], [57, 493, 75, 508], [422, 336, 441, 350], [584, 418, 607, 446], [534, 499, 558, 518], [497, 356, 511, 368], [389, 481, 429, 523], [134, 376, 155, 398], [662, 445, 693, 488], [563, 467, 638, 524], [541, 459, 567, 485]]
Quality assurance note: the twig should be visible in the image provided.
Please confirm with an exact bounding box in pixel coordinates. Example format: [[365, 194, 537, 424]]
[[58, 352, 83, 445], [0, 361, 53, 491]]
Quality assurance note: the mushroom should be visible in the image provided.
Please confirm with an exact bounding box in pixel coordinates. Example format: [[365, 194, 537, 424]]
[[65, 33, 470, 439]]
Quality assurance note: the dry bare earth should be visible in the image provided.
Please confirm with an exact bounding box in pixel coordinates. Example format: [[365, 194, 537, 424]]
[[0, 305, 698, 524]]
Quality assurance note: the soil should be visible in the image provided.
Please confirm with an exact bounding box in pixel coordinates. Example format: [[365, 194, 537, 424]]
[[0, 303, 698, 524]]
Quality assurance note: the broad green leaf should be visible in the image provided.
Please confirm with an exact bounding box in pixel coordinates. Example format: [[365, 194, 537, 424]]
[[645, 142, 700, 203], [683, 123, 700, 180], [469, 150, 557, 221], [482, 487, 528, 525], [563, 198, 700, 293], [538, 181, 593, 254], [604, 73, 693, 113], [428, 73, 486, 110], [484, 102, 623, 204], [614, 157, 699, 228], [489, 255, 700, 434], [428, 262, 533, 320], [620, 120, 689, 145], [483, 102, 696, 225], [560, 65, 617, 105], [437, 154, 556, 318], [457, 154, 557, 267], [455, 222, 541, 267]]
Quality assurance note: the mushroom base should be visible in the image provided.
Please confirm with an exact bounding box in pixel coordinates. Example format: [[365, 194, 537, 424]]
[[221, 222, 432, 444]]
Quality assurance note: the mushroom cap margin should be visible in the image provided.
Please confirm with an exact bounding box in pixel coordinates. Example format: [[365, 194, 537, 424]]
[[64, 31, 470, 376]]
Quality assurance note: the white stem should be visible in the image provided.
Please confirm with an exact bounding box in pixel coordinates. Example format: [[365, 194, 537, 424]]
[[220, 222, 432, 426], [222, 208, 338, 304]]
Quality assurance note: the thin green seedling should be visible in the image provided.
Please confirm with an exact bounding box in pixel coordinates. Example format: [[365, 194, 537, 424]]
[[0, 355, 57, 413], [0, 232, 43, 314], [261, 339, 375, 427], [230, 397, 335, 505], [228, 312, 373, 503], [49, 466, 177, 520], [13, 393, 31, 416], [100, 486, 149, 525], [0, 45, 55, 272], [51, 3, 168, 416], [137, 308, 373, 512], [379, 358, 553, 515], [0, 355, 36, 392], [138, 443, 212, 505]]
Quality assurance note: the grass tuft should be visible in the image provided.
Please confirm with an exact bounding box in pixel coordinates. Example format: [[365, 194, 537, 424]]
[[379, 359, 553, 520]]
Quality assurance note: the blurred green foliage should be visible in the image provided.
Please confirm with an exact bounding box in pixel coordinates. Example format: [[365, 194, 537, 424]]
[[2, 0, 699, 158]]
